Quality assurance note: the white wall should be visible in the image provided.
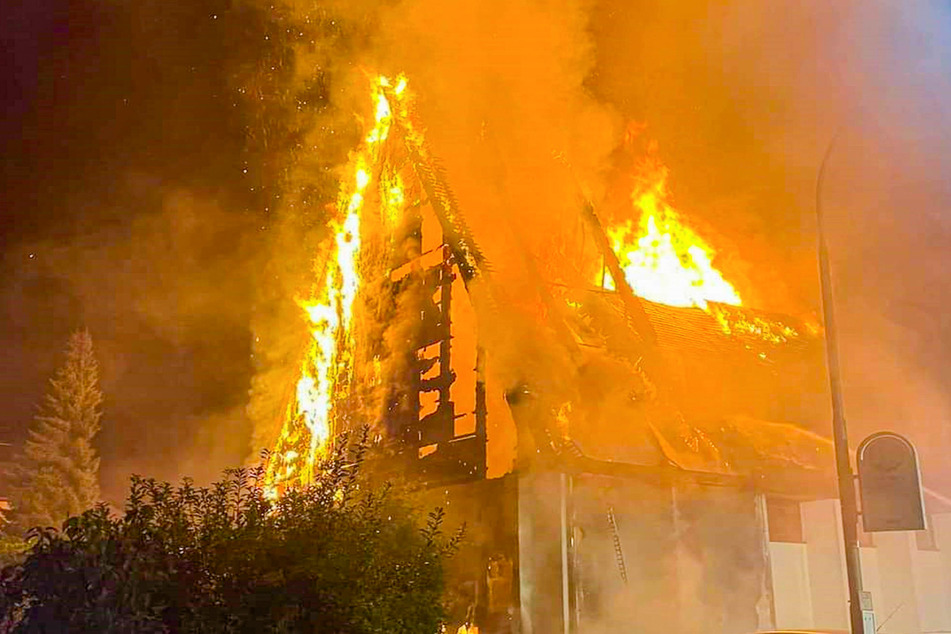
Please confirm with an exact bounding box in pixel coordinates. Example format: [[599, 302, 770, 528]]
[[875, 531, 923, 634], [768, 542, 814, 629], [767, 505, 951, 634], [912, 548, 951, 633], [801, 499, 850, 630], [859, 546, 884, 626], [929, 514, 951, 634]]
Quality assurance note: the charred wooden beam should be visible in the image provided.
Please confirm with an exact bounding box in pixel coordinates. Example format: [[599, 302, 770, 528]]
[[580, 202, 656, 346]]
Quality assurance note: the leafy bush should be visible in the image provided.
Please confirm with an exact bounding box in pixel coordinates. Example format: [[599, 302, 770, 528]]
[[0, 436, 459, 633]]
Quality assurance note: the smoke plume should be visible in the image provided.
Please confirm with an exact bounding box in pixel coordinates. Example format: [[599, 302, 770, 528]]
[[242, 0, 951, 496], [5, 0, 950, 501]]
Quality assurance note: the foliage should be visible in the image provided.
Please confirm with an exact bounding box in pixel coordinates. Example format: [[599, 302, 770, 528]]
[[0, 433, 461, 633], [6, 330, 102, 534], [0, 537, 27, 571]]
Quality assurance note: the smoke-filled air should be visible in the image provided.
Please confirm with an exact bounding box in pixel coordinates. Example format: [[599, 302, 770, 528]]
[[2, 0, 951, 632]]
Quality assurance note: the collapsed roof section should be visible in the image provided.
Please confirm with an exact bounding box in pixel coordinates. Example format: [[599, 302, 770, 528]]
[[514, 280, 835, 488]]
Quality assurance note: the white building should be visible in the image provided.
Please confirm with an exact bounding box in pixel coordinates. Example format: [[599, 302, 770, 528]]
[[766, 496, 951, 633]]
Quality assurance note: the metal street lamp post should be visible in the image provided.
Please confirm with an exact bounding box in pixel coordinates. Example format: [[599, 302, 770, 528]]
[[815, 133, 866, 634]]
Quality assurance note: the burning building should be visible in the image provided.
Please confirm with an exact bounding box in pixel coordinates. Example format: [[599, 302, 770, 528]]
[[260, 74, 839, 634]]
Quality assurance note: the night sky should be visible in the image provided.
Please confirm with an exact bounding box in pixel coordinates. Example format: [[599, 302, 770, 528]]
[[0, 0, 276, 500]]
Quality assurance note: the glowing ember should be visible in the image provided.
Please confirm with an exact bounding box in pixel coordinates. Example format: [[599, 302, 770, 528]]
[[265, 75, 405, 494], [710, 305, 800, 345]]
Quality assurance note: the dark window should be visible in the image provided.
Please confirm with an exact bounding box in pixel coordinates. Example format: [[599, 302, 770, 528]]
[[766, 497, 803, 543]]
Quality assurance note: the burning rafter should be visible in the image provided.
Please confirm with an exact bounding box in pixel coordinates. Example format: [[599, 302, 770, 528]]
[[379, 82, 490, 287], [595, 152, 804, 347], [264, 72, 495, 496], [264, 76, 401, 496]]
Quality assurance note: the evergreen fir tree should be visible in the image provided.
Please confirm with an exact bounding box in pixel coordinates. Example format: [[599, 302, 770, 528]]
[[9, 330, 102, 532]]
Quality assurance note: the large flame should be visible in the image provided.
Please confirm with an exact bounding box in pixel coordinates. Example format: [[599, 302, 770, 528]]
[[265, 75, 405, 494], [599, 152, 805, 348], [602, 159, 741, 310]]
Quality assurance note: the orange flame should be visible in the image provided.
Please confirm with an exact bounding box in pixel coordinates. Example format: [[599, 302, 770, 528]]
[[602, 160, 741, 310], [598, 150, 807, 350], [265, 75, 407, 495]]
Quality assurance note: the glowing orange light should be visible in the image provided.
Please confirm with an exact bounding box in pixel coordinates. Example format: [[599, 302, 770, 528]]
[[600, 152, 803, 345], [265, 74, 408, 493], [601, 161, 740, 310]]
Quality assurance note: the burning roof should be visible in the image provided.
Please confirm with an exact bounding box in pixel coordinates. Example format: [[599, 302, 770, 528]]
[[263, 73, 835, 498]]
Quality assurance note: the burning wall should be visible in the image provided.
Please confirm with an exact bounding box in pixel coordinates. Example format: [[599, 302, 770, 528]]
[[246, 0, 621, 470]]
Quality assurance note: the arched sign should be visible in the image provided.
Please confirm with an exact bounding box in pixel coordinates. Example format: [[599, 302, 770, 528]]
[[857, 432, 925, 532]]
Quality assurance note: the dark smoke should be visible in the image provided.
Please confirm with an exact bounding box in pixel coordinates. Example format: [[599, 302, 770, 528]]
[[0, 0, 283, 501]]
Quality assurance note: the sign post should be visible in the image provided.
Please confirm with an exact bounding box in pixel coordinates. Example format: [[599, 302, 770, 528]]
[[857, 432, 926, 532]]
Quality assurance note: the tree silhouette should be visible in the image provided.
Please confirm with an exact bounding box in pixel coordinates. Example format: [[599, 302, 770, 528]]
[[8, 330, 102, 533]]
